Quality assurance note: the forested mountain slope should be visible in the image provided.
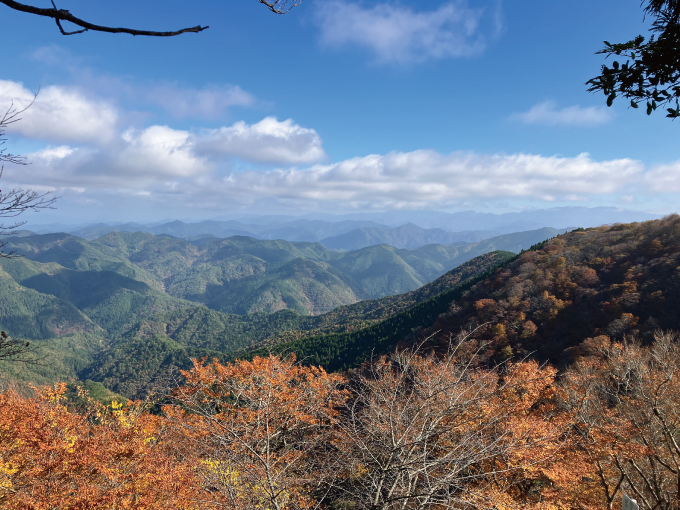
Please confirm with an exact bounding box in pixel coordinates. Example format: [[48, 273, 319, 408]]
[[1, 228, 564, 316], [319, 223, 495, 250], [77, 252, 510, 397], [261, 217, 680, 371], [0, 226, 566, 394], [261, 251, 515, 344]]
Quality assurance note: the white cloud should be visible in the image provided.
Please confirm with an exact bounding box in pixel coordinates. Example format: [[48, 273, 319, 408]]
[[88, 150, 637, 213], [25, 125, 212, 189], [147, 84, 256, 119], [119, 126, 212, 178], [512, 101, 612, 126], [0, 80, 118, 144], [21, 117, 325, 188], [644, 161, 680, 193], [193, 117, 326, 164], [314, 1, 488, 64], [19, 148, 642, 209], [205, 151, 640, 207]]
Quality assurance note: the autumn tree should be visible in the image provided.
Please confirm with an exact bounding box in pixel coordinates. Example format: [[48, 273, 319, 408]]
[[562, 331, 680, 510], [170, 354, 348, 510], [329, 337, 565, 510], [0, 383, 198, 509]]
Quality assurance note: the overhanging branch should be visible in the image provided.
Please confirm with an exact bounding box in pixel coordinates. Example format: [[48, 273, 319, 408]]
[[0, 0, 209, 36]]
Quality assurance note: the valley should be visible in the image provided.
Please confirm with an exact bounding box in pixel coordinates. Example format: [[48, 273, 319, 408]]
[[4, 215, 679, 402], [0, 224, 564, 394]]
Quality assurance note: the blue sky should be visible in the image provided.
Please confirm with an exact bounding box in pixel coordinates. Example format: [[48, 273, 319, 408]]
[[1, 0, 678, 223]]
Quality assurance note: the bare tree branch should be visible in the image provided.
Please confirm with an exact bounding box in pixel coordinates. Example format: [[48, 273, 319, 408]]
[[0, 0, 209, 36], [258, 0, 304, 14], [0, 98, 34, 167], [0, 98, 58, 258], [0, 331, 45, 364]]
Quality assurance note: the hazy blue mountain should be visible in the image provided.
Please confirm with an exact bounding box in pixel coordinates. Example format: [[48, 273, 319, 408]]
[[305, 207, 659, 231], [67, 219, 392, 244], [3, 230, 38, 238], [68, 223, 149, 240], [320, 223, 497, 250], [251, 219, 391, 242]]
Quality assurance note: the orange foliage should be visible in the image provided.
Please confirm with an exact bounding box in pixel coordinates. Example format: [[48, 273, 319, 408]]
[[7, 329, 680, 510], [0, 384, 198, 509], [170, 354, 348, 510]]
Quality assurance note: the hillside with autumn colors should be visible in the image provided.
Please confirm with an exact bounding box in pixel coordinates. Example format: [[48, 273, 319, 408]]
[[4, 218, 680, 510], [420, 215, 680, 365], [265, 216, 680, 371]]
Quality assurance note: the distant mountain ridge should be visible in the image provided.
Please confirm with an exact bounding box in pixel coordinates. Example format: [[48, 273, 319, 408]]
[[294, 207, 661, 231], [319, 223, 497, 250], [0, 226, 562, 395], [25, 207, 657, 250], [255, 216, 680, 374], [1, 227, 567, 318], [62, 219, 395, 243]]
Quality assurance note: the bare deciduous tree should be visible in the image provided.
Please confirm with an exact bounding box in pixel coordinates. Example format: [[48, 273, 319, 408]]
[[0, 0, 303, 37], [0, 100, 56, 364], [563, 331, 680, 510], [0, 100, 57, 258], [330, 335, 563, 510]]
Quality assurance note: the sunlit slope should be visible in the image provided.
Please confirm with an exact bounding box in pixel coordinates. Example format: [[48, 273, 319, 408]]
[[84, 251, 514, 398], [261, 217, 680, 372]]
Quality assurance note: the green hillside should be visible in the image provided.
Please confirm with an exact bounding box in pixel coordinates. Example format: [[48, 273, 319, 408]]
[[261, 250, 515, 345], [0, 333, 106, 390], [5, 233, 163, 290], [0, 226, 568, 395], [79, 307, 312, 397], [245, 252, 519, 371], [258, 217, 680, 373], [3, 229, 563, 317], [80, 251, 513, 398]]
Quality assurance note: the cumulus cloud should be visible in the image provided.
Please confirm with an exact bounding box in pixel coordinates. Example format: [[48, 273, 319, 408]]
[[0, 80, 118, 144], [25, 125, 212, 189], [8, 142, 658, 216], [512, 101, 612, 126], [644, 161, 680, 193], [22, 117, 325, 188], [314, 0, 488, 64], [193, 117, 326, 164], [50, 150, 635, 213], [197, 151, 641, 208], [146, 84, 256, 119]]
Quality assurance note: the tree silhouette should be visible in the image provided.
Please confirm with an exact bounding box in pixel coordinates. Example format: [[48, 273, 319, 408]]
[[0, 0, 302, 37], [0, 99, 57, 259], [587, 0, 680, 118]]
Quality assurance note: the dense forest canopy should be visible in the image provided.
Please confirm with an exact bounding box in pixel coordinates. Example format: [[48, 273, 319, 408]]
[[5, 330, 680, 509], [263, 216, 680, 373]]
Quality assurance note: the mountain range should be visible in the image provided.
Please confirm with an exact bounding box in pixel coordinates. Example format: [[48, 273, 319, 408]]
[[25, 207, 658, 250], [6, 215, 679, 402], [0, 226, 567, 393], [257, 216, 680, 374]]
